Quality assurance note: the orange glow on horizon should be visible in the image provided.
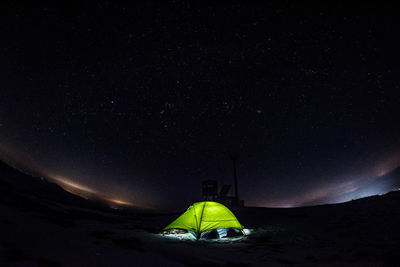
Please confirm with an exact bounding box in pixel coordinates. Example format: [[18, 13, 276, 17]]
[[0, 143, 146, 209], [47, 174, 135, 207], [107, 198, 133, 206], [51, 175, 97, 195]]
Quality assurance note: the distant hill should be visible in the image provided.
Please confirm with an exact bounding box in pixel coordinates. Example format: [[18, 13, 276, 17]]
[[0, 159, 108, 210], [349, 166, 400, 200], [301, 166, 400, 207], [0, 159, 152, 216]]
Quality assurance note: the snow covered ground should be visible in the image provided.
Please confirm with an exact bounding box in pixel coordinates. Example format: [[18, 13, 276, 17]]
[[1, 158, 400, 266], [1, 187, 400, 266]]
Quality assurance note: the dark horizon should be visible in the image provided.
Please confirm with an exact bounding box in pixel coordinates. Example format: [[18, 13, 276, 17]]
[[1, 1, 400, 210]]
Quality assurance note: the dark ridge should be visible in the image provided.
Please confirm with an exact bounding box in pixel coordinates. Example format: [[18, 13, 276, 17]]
[[0, 159, 98, 207], [0, 158, 158, 218]]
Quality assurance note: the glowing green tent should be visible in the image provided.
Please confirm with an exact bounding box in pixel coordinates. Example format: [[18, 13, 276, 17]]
[[164, 201, 244, 239]]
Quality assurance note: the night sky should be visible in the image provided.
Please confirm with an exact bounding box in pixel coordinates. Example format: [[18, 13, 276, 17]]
[[1, 1, 400, 210]]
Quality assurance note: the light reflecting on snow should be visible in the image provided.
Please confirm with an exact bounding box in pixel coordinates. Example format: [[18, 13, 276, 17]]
[[159, 228, 252, 242], [160, 232, 196, 241], [243, 228, 252, 235]]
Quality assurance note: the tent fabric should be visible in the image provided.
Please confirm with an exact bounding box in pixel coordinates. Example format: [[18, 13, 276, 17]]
[[164, 201, 243, 237]]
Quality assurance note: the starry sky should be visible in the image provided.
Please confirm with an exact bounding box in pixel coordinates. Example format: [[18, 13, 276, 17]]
[[0, 1, 400, 210]]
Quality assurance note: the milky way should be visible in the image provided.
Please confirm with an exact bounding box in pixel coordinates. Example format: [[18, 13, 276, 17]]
[[0, 2, 400, 210]]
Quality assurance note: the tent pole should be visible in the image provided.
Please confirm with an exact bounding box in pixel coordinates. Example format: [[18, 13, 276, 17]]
[[193, 204, 199, 239], [196, 201, 207, 240]]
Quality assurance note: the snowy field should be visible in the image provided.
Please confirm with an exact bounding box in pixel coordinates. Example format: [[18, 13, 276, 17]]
[[1, 182, 400, 266]]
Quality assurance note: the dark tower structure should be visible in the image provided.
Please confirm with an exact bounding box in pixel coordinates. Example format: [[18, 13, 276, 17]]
[[202, 179, 218, 201], [200, 153, 244, 208]]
